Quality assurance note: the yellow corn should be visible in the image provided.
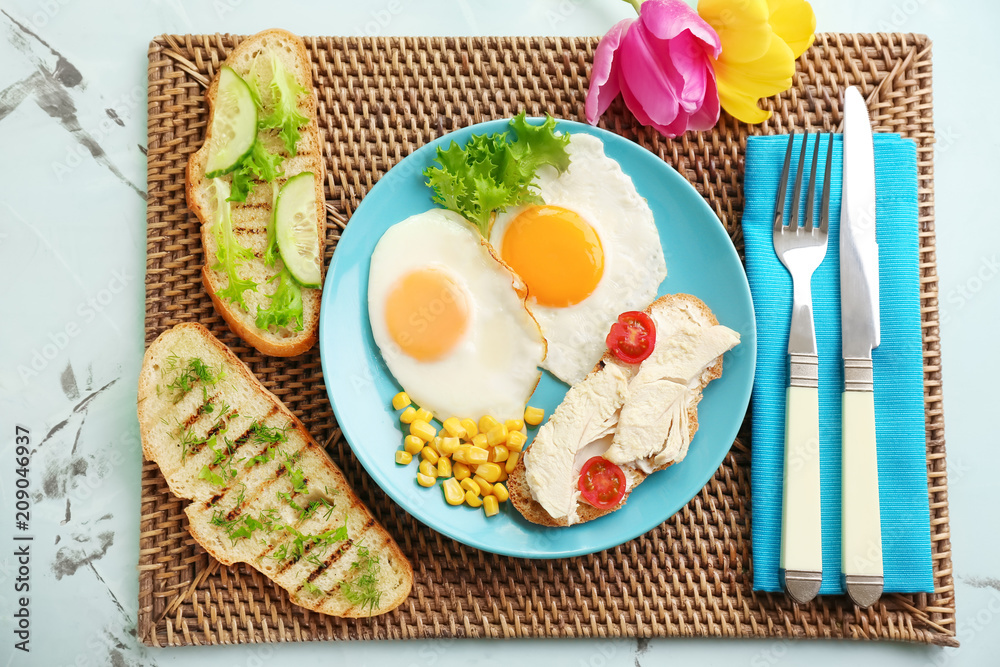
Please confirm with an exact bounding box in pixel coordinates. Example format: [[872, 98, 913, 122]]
[[394, 450, 413, 465], [490, 445, 509, 463], [437, 456, 452, 478], [494, 483, 509, 502], [478, 415, 500, 434], [524, 405, 545, 426], [465, 491, 483, 508], [507, 430, 527, 452], [403, 435, 424, 455], [483, 494, 499, 517], [420, 446, 440, 465], [505, 451, 520, 474], [467, 446, 489, 465], [415, 407, 433, 423], [418, 460, 437, 478], [497, 468, 509, 482], [473, 474, 493, 495], [460, 418, 479, 439], [439, 436, 461, 456], [487, 423, 508, 447], [452, 445, 469, 464], [409, 419, 436, 442], [392, 392, 411, 410], [442, 417, 467, 439], [400, 406, 418, 424], [471, 433, 488, 450], [460, 477, 480, 496], [453, 462, 472, 481], [505, 419, 524, 432], [417, 472, 436, 487], [442, 478, 464, 505], [476, 463, 503, 483]]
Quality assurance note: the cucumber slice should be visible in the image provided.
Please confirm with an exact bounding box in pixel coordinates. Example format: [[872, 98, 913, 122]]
[[275, 172, 322, 287], [204, 67, 258, 177]]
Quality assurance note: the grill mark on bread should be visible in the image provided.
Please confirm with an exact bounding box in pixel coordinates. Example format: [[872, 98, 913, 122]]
[[187, 410, 239, 457], [180, 390, 223, 429]]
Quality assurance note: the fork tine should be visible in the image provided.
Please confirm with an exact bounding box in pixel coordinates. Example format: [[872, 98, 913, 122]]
[[820, 132, 834, 234], [774, 134, 795, 232], [788, 133, 808, 229], [804, 133, 820, 232]]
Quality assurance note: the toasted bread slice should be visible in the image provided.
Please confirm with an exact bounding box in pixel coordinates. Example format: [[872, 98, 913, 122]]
[[508, 294, 728, 527], [186, 29, 326, 357], [137, 323, 413, 617]]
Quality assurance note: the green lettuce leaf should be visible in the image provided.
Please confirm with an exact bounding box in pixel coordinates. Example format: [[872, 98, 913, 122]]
[[422, 112, 570, 235], [255, 265, 304, 332], [210, 179, 257, 310], [228, 141, 284, 203], [259, 54, 309, 156]]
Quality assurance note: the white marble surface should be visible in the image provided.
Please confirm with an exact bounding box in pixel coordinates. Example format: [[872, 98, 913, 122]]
[[1, 0, 997, 665]]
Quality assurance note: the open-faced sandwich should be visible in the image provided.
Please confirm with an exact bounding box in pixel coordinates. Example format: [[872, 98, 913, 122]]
[[508, 294, 740, 526], [137, 323, 413, 616], [186, 29, 326, 357]]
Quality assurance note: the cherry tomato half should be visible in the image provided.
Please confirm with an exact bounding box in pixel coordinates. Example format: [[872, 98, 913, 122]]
[[605, 310, 656, 364], [578, 456, 627, 510]]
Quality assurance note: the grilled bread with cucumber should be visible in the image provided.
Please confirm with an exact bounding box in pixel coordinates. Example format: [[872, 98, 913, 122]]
[[138, 323, 414, 616], [186, 29, 326, 357]]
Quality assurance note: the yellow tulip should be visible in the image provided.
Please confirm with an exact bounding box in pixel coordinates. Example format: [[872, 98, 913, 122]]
[[698, 0, 816, 123]]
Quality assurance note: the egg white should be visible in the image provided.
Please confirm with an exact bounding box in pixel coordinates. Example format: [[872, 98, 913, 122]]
[[490, 133, 667, 385], [368, 209, 546, 423]]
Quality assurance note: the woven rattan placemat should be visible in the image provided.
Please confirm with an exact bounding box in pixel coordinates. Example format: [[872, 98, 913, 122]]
[[140, 33, 954, 647]]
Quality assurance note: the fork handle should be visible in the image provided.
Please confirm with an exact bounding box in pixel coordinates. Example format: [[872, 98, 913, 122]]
[[780, 383, 823, 603]]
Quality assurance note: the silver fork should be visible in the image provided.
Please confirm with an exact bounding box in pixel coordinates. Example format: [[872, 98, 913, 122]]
[[773, 132, 833, 604]]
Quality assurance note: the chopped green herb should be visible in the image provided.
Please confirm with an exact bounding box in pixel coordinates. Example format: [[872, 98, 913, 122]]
[[340, 546, 382, 614], [199, 465, 225, 486], [302, 579, 324, 596]]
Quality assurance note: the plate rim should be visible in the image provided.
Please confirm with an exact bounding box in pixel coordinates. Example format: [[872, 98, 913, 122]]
[[319, 116, 756, 558]]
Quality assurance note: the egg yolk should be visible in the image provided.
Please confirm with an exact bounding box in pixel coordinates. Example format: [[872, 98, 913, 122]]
[[500, 205, 604, 307], [385, 267, 470, 361]]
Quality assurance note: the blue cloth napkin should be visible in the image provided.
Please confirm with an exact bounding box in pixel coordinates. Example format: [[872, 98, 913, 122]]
[[743, 133, 934, 594]]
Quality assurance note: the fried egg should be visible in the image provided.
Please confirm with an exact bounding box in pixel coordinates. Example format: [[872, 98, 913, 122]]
[[368, 209, 546, 422], [489, 133, 667, 385]]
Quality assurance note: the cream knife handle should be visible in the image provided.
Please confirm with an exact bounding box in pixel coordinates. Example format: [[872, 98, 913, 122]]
[[780, 384, 823, 602], [841, 387, 883, 606]]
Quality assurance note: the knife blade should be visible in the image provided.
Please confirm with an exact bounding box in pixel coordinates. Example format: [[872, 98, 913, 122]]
[[840, 86, 883, 608]]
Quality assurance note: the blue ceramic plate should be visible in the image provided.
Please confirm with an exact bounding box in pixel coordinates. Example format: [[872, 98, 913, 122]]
[[319, 118, 755, 558]]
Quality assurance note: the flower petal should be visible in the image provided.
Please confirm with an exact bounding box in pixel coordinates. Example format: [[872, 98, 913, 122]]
[[640, 0, 721, 57], [698, 0, 771, 64], [619, 20, 682, 128], [685, 67, 720, 130], [767, 0, 816, 57], [713, 35, 795, 122], [585, 18, 634, 125]]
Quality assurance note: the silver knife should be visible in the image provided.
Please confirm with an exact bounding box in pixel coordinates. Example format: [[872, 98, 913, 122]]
[[840, 86, 883, 608]]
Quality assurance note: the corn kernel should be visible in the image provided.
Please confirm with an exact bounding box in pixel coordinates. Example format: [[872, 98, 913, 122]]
[[440, 436, 461, 456], [400, 406, 417, 424], [418, 460, 437, 478], [442, 417, 467, 439], [490, 445, 509, 463], [415, 407, 433, 423], [494, 483, 509, 502], [497, 468, 509, 482], [473, 474, 493, 495], [483, 494, 499, 517], [467, 446, 489, 466], [465, 490, 483, 508], [524, 405, 545, 426], [505, 419, 524, 432], [404, 435, 424, 455], [395, 450, 413, 465], [505, 451, 520, 474], [453, 445, 469, 464], [442, 478, 464, 505], [507, 430, 527, 452], [476, 462, 503, 483], [420, 446, 439, 465], [416, 472, 436, 487], [471, 433, 488, 449], [392, 392, 411, 410], [460, 418, 478, 439], [437, 456, 452, 478], [427, 436, 442, 455], [460, 478, 480, 496], [409, 419, 436, 442], [487, 424, 508, 447], [478, 415, 500, 434], [453, 462, 472, 481]]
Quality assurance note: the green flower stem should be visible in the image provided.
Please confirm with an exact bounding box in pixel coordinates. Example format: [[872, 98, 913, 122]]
[[622, 0, 643, 13]]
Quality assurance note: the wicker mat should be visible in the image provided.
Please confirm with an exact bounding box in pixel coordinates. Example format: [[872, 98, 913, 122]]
[[140, 33, 954, 647]]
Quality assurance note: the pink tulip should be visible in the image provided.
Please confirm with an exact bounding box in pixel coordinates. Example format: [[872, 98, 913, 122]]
[[586, 0, 722, 138]]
